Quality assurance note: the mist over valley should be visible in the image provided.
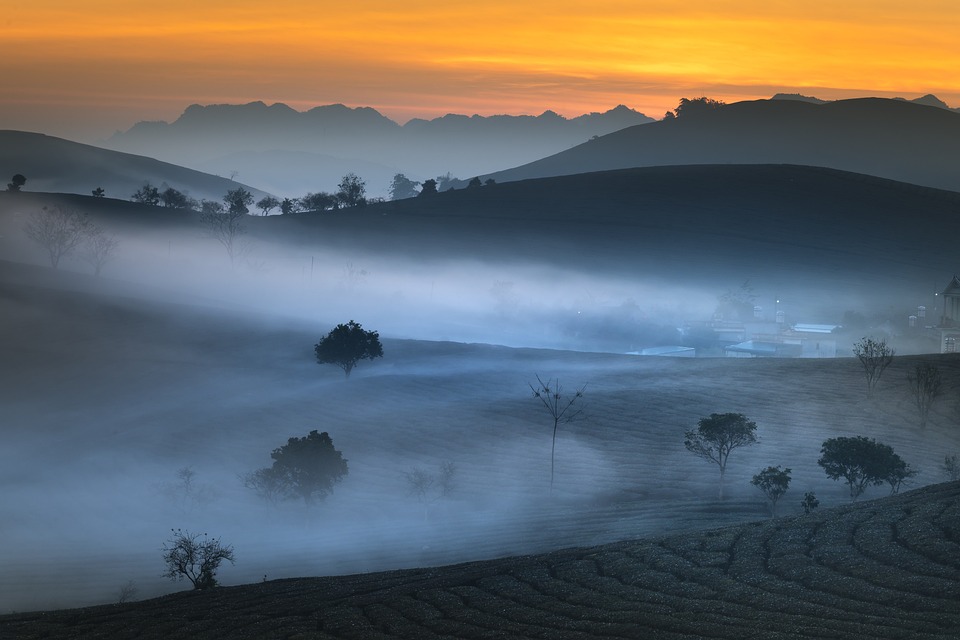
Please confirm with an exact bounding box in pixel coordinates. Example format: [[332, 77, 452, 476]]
[[3, 99, 960, 636]]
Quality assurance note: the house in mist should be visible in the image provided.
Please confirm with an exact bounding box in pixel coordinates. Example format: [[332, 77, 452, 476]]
[[937, 275, 960, 353]]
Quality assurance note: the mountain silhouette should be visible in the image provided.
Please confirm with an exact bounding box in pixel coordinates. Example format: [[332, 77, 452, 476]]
[[481, 97, 960, 192], [102, 103, 654, 196]]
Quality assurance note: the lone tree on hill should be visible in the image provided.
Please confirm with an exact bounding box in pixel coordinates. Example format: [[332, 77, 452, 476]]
[[684, 413, 758, 499], [91, 187, 105, 198], [852, 336, 894, 395], [7, 174, 26, 191], [418, 178, 438, 197], [529, 375, 585, 494], [244, 430, 348, 505], [314, 320, 383, 378], [818, 436, 915, 501], [23, 205, 91, 269], [161, 528, 234, 590], [751, 465, 791, 517], [907, 362, 942, 428]]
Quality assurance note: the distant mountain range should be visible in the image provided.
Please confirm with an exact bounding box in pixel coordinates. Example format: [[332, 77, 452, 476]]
[[101, 103, 655, 197], [0, 130, 270, 202], [482, 97, 960, 192]]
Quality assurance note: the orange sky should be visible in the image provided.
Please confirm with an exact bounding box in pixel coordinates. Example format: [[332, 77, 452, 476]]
[[3, 1, 959, 140]]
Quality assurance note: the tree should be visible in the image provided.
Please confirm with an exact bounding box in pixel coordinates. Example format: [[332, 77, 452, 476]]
[[280, 197, 301, 215], [335, 173, 367, 208], [300, 191, 337, 212], [673, 96, 725, 118], [160, 187, 190, 209], [389, 173, 419, 200], [223, 187, 254, 215], [818, 436, 914, 501], [91, 187, 106, 198], [436, 172, 458, 192], [161, 528, 234, 590], [200, 198, 247, 264], [23, 205, 91, 269], [245, 431, 348, 505], [81, 223, 120, 277], [942, 454, 960, 481], [314, 320, 383, 378], [418, 179, 438, 197], [907, 362, 942, 428], [131, 183, 160, 206], [684, 413, 758, 499], [751, 466, 791, 517], [530, 375, 585, 493], [801, 491, 819, 514], [467, 177, 482, 188], [7, 173, 26, 191], [852, 336, 894, 395], [256, 195, 280, 216]]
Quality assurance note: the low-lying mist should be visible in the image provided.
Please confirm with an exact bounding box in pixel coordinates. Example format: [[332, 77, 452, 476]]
[[2, 195, 955, 613]]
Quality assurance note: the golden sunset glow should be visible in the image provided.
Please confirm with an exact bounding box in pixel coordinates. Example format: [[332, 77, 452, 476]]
[[4, 1, 960, 139]]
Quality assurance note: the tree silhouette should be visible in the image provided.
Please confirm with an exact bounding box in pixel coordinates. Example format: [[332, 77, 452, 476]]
[[22, 205, 91, 269], [160, 187, 190, 209], [223, 187, 253, 215], [751, 466, 791, 517], [684, 413, 758, 499], [419, 179, 438, 197], [314, 320, 383, 378], [907, 362, 942, 428], [335, 173, 367, 208], [7, 174, 26, 191], [200, 198, 247, 264], [245, 431, 348, 505], [818, 436, 915, 500], [529, 375, 585, 493], [256, 195, 280, 216], [161, 529, 234, 590], [389, 173, 419, 200], [91, 187, 106, 198], [131, 183, 160, 206], [852, 336, 894, 395]]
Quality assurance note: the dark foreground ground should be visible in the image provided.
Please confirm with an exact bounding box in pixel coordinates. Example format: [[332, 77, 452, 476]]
[[3, 481, 959, 640]]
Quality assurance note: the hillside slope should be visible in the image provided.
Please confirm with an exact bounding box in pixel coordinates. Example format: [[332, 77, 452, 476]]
[[0, 130, 272, 202], [484, 98, 960, 193], [3, 481, 958, 639]]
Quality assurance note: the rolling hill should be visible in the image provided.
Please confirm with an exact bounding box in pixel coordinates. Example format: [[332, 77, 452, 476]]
[[0, 130, 272, 202], [4, 163, 959, 354], [3, 480, 959, 638], [482, 98, 960, 193]]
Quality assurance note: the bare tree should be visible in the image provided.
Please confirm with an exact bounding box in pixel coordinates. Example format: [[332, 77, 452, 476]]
[[199, 202, 247, 264], [530, 375, 585, 493], [22, 205, 91, 268], [684, 413, 758, 499], [907, 362, 942, 428], [81, 224, 120, 277], [161, 529, 235, 590], [852, 336, 894, 395]]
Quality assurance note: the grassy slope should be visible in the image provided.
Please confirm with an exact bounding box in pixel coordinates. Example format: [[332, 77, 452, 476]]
[[2, 481, 959, 639]]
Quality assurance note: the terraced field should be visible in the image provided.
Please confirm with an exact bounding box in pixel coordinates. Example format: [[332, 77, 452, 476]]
[[3, 481, 958, 639]]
